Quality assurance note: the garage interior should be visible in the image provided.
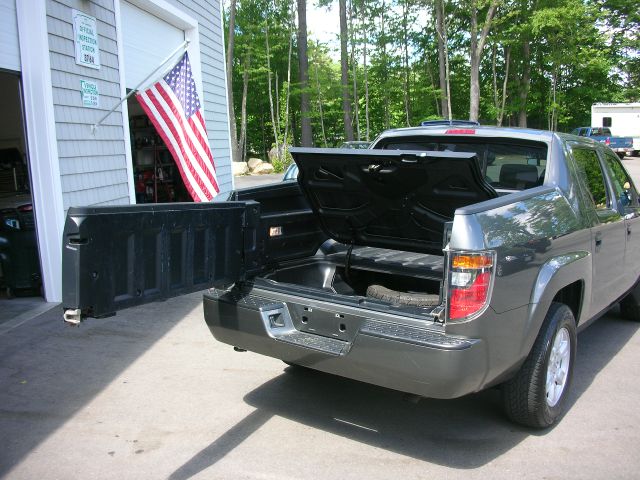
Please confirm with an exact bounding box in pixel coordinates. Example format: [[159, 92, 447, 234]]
[[0, 70, 42, 300], [127, 96, 191, 203]]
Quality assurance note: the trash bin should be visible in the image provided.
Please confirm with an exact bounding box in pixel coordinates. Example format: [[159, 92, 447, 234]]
[[0, 194, 41, 297]]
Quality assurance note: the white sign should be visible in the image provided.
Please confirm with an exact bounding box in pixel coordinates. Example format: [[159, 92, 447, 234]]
[[80, 80, 99, 108], [72, 10, 100, 69]]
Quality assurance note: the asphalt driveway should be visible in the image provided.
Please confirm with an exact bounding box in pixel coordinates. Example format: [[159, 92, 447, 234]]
[[1, 158, 640, 479]]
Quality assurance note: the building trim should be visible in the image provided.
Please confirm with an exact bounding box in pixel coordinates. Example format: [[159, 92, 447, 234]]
[[114, 0, 137, 204], [218, 0, 235, 191], [16, 0, 65, 302]]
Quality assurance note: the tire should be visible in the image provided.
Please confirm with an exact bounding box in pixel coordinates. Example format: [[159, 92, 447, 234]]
[[502, 302, 577, 428], [620, 283, 640, 321], [366, 284, 440, 307]]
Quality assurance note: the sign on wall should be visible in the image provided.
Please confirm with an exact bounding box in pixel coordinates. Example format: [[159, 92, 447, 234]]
[[72, 10, 100, 69], [80, 80, 99, 108]]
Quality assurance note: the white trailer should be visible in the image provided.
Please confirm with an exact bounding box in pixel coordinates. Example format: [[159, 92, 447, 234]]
[[592, 103, 640, 155]]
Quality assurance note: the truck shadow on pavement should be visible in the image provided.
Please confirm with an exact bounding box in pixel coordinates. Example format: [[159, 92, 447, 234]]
[[0, 293, 204, 478], [170, 309, 639, 478]]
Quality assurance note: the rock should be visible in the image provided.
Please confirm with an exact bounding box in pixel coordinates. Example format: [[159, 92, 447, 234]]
[[252, 162, 275, 175], [231, 161, 249, 176], [268, 144, 291, 163], [247, 158, 263, 171]]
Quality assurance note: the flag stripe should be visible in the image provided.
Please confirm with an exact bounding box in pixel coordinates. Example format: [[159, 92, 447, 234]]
[[192, 111, 216, 172], [191, 111, 216, 172], [148, 84, 218, 199], [154, 83, 219, 190], [137, 90, 209, 201]]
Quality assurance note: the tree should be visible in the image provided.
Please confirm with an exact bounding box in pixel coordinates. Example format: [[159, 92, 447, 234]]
[[468, 0, 500, 122], [225, 0, 240, 162], [339, 0, 354, 140], [298, 0, 313, 146], [435, 0, 450, 120]]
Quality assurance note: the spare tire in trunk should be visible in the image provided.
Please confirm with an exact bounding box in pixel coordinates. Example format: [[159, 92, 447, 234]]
[[366, 284, 440, 307]]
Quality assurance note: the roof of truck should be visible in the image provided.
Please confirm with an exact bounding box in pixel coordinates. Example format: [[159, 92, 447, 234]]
[[375, 124, 558, 144]]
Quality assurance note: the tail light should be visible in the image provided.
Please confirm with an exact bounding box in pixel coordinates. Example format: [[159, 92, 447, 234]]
[[605, 138, 611, 146], [446, 250, 496, 321]]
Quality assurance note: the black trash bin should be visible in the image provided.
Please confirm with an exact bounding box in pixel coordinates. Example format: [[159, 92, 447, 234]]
[[0, 194, 41, 297]]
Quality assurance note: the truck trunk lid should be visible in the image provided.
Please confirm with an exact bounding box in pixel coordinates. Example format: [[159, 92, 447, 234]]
[[289, 148, 497, 255]]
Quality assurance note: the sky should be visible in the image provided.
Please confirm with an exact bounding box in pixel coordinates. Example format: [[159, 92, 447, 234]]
[[307, 3, 340, 52]]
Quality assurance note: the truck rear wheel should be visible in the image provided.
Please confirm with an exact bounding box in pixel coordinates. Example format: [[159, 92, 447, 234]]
[[502, 302, 576, 428], [620, 282, 640, 321]]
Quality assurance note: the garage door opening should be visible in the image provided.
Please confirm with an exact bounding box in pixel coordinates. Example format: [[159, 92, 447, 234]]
[[127, 95, 192, 203], [121, 1, 191, 204], [0, 70, 42, 299]]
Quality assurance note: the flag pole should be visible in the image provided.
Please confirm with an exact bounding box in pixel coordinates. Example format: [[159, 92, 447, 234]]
[[91, 39, 190, 134]]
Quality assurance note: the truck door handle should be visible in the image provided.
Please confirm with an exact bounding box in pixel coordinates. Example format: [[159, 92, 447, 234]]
[[595, 232, 603, 247]]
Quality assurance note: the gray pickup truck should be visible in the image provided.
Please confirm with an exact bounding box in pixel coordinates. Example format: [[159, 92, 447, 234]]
[[62, 123, 640, 428]]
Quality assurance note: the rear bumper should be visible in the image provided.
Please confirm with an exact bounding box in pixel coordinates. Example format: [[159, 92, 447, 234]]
[[611, 146, 634, 156], [203, 287, 489, 399]]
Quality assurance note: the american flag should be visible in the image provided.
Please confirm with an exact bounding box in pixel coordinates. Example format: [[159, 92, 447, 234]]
[[136, 52, 219, 201]]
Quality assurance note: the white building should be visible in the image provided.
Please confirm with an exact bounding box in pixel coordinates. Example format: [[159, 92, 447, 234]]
[[0, 0, 234, 302], [591, 103, 640, 154]]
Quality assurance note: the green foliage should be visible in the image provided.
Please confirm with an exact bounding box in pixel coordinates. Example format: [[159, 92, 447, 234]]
[[224, 0, 638, 156]]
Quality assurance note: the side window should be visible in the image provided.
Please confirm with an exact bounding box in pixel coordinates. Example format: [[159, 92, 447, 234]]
[[603, 152, 639, 211], [603, 117, 612, 128], [572, 148, 609, 210]]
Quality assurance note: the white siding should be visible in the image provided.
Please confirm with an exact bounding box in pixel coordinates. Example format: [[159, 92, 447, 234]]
[[47, 0, 130, 209], [0, 0, 20, 71]]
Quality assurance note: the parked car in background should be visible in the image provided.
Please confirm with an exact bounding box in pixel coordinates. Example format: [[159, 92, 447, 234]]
[[339, 141, 371, 149], [282, 163, 298, 182], [571, 126, 634, 158], [62, 123, 640, 429]]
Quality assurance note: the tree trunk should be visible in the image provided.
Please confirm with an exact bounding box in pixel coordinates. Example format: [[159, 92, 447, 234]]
[[492, 44, 510, 126], [469, 0, 499, 122], [350, 0, 360, 140], [498, 46, 510, 126], [340, 0, 354, 141], [361, 2, 370, 141], [315, 62, 328, 147], [402, 0, 410, 126], [225, 0, 239, 162], [297, 0, 313, 146], [265, 23, 280, 161], [424, 53, 440, 116], [380, 0, 390, 129], [239, 55, 250, 161], [283, 4, 295, 150], [518, 40, 530, 128], [435, 0, 449, 120]]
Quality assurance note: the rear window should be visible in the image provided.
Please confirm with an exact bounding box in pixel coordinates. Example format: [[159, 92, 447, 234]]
[[381, 138, 548, 191]]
